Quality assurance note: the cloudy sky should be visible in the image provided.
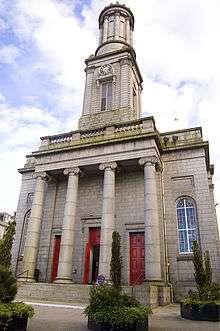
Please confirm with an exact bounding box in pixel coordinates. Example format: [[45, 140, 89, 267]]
[[0, 0, 220, 230]]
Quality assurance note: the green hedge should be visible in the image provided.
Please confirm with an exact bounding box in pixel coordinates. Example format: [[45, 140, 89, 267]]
[[0, 302, 34, 321], [84, 284, 151, 327]]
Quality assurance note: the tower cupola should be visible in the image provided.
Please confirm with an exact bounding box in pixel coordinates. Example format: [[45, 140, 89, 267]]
[[96, 2, 134, 56]]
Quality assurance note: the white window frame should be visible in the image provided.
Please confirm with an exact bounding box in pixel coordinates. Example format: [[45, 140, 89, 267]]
[[176, 197, 198, 254], [101, 81, 112, 111]]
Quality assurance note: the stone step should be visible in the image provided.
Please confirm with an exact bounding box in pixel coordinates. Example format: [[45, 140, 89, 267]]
[[16, 282, 170, 307], [16, 282, 91, 304]]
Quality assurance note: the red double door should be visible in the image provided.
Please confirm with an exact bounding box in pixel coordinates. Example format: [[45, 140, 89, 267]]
[[130, 232, 145, 285], [83, 227, 101, 284]]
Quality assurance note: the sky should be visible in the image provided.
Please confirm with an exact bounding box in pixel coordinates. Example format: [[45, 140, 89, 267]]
[[0, 0, 220, 231]]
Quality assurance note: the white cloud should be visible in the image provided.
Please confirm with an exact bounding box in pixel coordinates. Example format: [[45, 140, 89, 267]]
[[0, 45, 20, 64]]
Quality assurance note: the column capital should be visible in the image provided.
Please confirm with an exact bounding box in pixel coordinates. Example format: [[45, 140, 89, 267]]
[[139, 156, 162, 170], [33, 171, 50, 180], [99, 161, 117, 171], [64, 167, 81, 176]]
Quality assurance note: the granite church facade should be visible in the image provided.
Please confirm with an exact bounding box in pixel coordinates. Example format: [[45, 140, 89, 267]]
[[13, 3, 220, 301]]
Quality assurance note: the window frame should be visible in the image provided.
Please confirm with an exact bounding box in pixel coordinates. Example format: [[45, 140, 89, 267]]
[[176, 197, 198, 254], [101, 80, 112, 111], [19, 209, 31, 257]]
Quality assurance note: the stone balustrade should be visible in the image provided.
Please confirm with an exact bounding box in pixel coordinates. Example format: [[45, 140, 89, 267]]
[[39, 118, 203, 152]]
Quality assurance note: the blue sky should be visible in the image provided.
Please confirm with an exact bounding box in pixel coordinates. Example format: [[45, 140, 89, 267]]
[[0, 0, 220, 230]]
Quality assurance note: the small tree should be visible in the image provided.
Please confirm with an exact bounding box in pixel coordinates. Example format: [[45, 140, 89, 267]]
[[204, 250, 212, 287], [110, 231, 122, 292], [0, 265, 17, 303], [192, 240, 206, 291], [0, 220, 16, 269]]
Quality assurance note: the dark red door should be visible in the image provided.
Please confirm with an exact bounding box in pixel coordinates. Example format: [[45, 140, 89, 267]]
[[130, 232, 145, 285], [51, 235, 61, 282], [83, 228, 101, 284]]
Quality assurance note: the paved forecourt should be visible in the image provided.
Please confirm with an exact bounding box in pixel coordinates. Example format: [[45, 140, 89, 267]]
[[26, 303, 220, 331]]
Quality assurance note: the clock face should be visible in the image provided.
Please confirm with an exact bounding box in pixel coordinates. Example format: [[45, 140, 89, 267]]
[[99, 64, 112, 75]]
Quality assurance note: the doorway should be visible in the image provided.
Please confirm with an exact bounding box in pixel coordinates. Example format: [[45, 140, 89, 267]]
[[130, 232, 145, 285], [51, 235, 61, 282], [83, 227, 100, 284]]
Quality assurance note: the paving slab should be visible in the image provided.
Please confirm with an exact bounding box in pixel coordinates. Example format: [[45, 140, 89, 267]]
[[27, 303, 220, 331]]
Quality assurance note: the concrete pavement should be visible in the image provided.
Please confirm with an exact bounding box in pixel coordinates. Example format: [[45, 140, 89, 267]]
[[26, 302, 220, 331]]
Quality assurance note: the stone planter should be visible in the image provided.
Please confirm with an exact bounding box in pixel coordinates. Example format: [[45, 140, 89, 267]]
[[180, 302, 220, 321], [0, 316, 28, 331], [88, 316, 148, 331]]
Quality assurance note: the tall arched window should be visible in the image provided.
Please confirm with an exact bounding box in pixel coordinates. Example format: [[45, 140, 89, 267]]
[[19, 210, 31, 257], [176, 197, 198, 253]]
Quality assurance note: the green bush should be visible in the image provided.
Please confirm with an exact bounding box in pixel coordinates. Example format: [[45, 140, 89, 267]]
[[110, 231, 122, 292], [183, 240, 220, 305], [0, 266, 17, 303], [84, 284, 151, 327], [0, 302, 34, 321], [0, 220, 16, 269]]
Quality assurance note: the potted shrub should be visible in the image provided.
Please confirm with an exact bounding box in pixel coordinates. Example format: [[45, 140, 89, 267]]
[[84, 231, 152, 331], [181, 240, 220, 321], [0, 221, 34, 330]]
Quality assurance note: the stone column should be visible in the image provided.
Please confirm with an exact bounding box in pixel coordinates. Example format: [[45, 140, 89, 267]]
[[20, 172, 48, 282], [55, 167, 81, 283], [126, 18, 130, 44], [99, 162, 117, 280], [103, 17, 108, 42], [139, 156, 162, 281], [115, 13, 120, 40]]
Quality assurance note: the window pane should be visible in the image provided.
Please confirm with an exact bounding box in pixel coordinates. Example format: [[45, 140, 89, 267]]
[[102, 83, 106, 97], [185, 199, 194, 207], [177, 208, 186, 229], [177, 199, 184, 208], [186, 207, 196, 229], [179, 230, 188, 253], [188, 230, 197, 252]]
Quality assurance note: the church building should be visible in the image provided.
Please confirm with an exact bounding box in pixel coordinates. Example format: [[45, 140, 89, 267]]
[[13, 3, 220, 303]]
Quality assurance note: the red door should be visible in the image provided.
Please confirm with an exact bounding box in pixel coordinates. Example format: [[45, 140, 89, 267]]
[[51, 235, 61, 282], [83, 228, 100, 284], [130, 232, 145, 285]]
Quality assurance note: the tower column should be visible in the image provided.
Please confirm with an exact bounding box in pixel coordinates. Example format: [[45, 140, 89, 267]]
[[20, 172, 48, 282], [103, 17, 108, 42], [99, 162, 117, 280], [139, 157, 162, 281], [115, 13, 120, 40], [126, 17, 130, 44], [55, 167, 81, 283]]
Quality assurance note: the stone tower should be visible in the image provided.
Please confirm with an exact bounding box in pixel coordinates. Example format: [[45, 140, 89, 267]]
[[78, 2, 143, 131]]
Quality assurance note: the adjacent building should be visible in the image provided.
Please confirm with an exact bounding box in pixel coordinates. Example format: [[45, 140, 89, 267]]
[[13, 3, 220, 301], [0, 212, 14, 239]]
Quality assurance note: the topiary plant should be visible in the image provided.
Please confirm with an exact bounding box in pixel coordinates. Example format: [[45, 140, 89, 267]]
[[184, 240, 220, 304], [110, 231, 122, 292], [0, 220, 16, 269], [0, 266, 17, 303]]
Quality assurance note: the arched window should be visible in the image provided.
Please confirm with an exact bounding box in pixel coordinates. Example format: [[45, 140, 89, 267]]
[[176, 197, 198, 253], [19, 210, 31, 257]]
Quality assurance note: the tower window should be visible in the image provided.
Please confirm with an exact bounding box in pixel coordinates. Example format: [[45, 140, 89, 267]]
[[101, 81, 112, 111], [176, 197, 198, 253]]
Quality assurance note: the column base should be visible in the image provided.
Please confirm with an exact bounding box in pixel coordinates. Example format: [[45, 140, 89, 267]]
[[54, 278, 74, 284], [17, 277, 36, 283]]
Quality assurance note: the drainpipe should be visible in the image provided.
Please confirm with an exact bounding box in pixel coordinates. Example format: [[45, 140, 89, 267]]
[[160, 165, 173, 303]]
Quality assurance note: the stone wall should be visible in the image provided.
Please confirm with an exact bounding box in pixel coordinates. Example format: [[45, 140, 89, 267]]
[[162, 148, 220, 300]]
